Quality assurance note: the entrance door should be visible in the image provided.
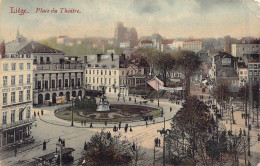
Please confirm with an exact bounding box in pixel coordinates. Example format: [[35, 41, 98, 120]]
[[38, 94, 43, 105], [52, 93, 57, 103]]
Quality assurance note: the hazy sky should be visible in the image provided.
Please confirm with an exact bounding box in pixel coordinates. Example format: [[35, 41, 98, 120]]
[[0, 0, 260, 41]]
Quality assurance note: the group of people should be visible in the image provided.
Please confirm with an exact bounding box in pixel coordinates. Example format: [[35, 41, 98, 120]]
[[34, 109, 44, 117], [81, 120, 87, 126], [154, 137, 161, 147], [113, 122, 132, 132]]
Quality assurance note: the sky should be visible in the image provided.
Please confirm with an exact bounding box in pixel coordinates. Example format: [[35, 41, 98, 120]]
[[0, 0, 260, 42]]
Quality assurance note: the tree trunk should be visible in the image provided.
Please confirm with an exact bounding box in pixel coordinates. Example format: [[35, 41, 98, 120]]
[[185, 75, 191, 99]]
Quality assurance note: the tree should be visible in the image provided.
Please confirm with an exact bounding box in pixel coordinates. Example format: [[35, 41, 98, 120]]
[[153, 52, 175, 86], [167, 97, 250, 166], [82, 130, 133, 166], [176, 51, 201, 99], [213, 82, 231, 116]]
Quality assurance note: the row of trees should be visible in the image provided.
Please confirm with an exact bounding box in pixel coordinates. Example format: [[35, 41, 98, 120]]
[[134, 48, 201, 99], [167, 97, 250, 166]]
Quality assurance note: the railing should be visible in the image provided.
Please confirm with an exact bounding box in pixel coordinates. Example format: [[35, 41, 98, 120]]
[[34, 86, 84, 92], [35, 64, 84, 70], [0, 117, 36, 130]]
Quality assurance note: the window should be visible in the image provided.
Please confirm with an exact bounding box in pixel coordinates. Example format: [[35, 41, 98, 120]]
[[11, 76, 15, 85], [46, 57, 50, 63], [38, 81, 41, 89], [89, 70, 91, 74], [109, 88, 111, 92], [93, 70, 95, 74], [11, 92, 16, 103], [65, 79, 69, 87], [59, 79, 62, 88], [114, 79, 116, 84], [105, 78, 107, 84], [78, 78, 81, 86], [40, 57, 44, 64], [27, 74, 31, 84], [3, 76, 7, 86], [11, 110, 15, 123], [122, 71, 124, 75], [3, 93, 7, 105], [109, 71, 111, 75], [45, 80, 48, 89], [105, 70, 107, 75], [19, 63, 24, 70], [97, 70, 99, 75], [2, 112, 7, 125], [109, 78, 111, 85], [114, 71, 116, 75], [11, 63, 16, 71], [86, 70, 88, 74], [101, 78, 103, 84], [19, 91, 23, 102], [26, 107, 31, 119], [52, 80, 55, 88], [101, 70, 103, 75], [254, 64, 257, 69], [19, 75, 23, 84], [93, 78, 95, 83], [97, 78, 99, 84], [19, 108, 23, 121], [89, 77, 91, 83], [3, 63, 8, 71], [27, 63, 31, 70], [27, 90, 31, 100]]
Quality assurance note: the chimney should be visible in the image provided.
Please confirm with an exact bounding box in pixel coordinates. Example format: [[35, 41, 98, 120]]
[[111, 53, 114, 61], [97, 54, 102, 62]]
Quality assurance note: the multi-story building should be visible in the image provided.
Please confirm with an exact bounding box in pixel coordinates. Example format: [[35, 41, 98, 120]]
[[83, 54, 146, 96], [140, 40, 153, 48], [183, 39, 203, 53], [246, 54, 260, 83], [231, 43, 260, 61], [0, 41, 34, 148], [237, 62, 248, 87], [6, 32, 85, 105]]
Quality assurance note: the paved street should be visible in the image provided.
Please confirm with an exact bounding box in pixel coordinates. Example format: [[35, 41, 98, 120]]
[[0, 95, 182, 166]]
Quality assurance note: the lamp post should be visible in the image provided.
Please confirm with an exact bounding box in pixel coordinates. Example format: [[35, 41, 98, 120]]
[[241, 79, 247, 126], [157, 80, 160, 107], [70, 81, 74, 127]]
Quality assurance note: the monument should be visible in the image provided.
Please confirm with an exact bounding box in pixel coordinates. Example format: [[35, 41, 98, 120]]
[[96, 87, 110, 112]]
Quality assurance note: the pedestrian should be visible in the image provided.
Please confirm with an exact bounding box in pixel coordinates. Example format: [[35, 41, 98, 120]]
[[170, 107, 172, 112], [134, 98, 136, 104], [14, 147, 17, 157], [37, 111, 40, 116], [244, 129, 246, 136], [242, 113, 243, 119], [41, 109, 43, 115], [239, 128, 242, 136], [258, 133, 260, 141], [132, 142, 136, 151], [155, 138, 158, 147], [58, 137, 61, 143], [107, 131, 111, 139], [63, 140, 66, 147], [119, 122, 121, 130], [153, 119, 155, 124], [130, 126, 133, 132], [43, 141, 46, 150], [81, 120, 83, 126], [146, 121, 148, 127], [158, 139, 161, 147], [124, 126, 127, 132], [34, 111, 36, 117], [84, 120, 86, 126], [90, 123, 93, 128]]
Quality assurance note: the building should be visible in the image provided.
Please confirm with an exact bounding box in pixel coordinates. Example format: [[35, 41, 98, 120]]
[[0, 40, 34, 148], [231, 43, 260, 61], [183, 39, 203, 53], [114, 22, 138, 48], [6, 32, 85, 105], [245, 54, 260, 83], [160, 40, 174, 52], [211, 52, 239, 92], [140, 40, 153, 48], [83, 54, 146, 96], [57, 36, 71, 46], [224, 36, 237, 54], [237, 62, 248, 87]]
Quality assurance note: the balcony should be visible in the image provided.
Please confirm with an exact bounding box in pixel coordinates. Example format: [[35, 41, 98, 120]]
[[34, 64, 84, 71], [0, 117, 36, 131]]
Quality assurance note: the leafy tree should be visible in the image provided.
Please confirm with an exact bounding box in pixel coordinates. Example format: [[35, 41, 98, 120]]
[[153, 52, 175, 86], [82, 130, 133, 166], [213, 82, 231, 116], [176, 51, 201, 99]]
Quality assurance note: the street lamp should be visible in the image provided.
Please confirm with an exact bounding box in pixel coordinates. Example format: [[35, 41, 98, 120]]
[[70, 81, 74, 127], [241, 79, 247, 126]]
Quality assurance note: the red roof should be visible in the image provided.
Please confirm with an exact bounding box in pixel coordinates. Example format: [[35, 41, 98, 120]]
[[141, 40, 153, 44], [58, 36, 65, 38], [161, 39, 174, 44], [185, 39, 203, 43]]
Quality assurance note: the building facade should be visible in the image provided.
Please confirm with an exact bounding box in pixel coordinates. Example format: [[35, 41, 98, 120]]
[[83, 54, 146, 97], [183, 39, 203, 53], [0, 46, 34, 148], [231, 44, 260, 61]]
